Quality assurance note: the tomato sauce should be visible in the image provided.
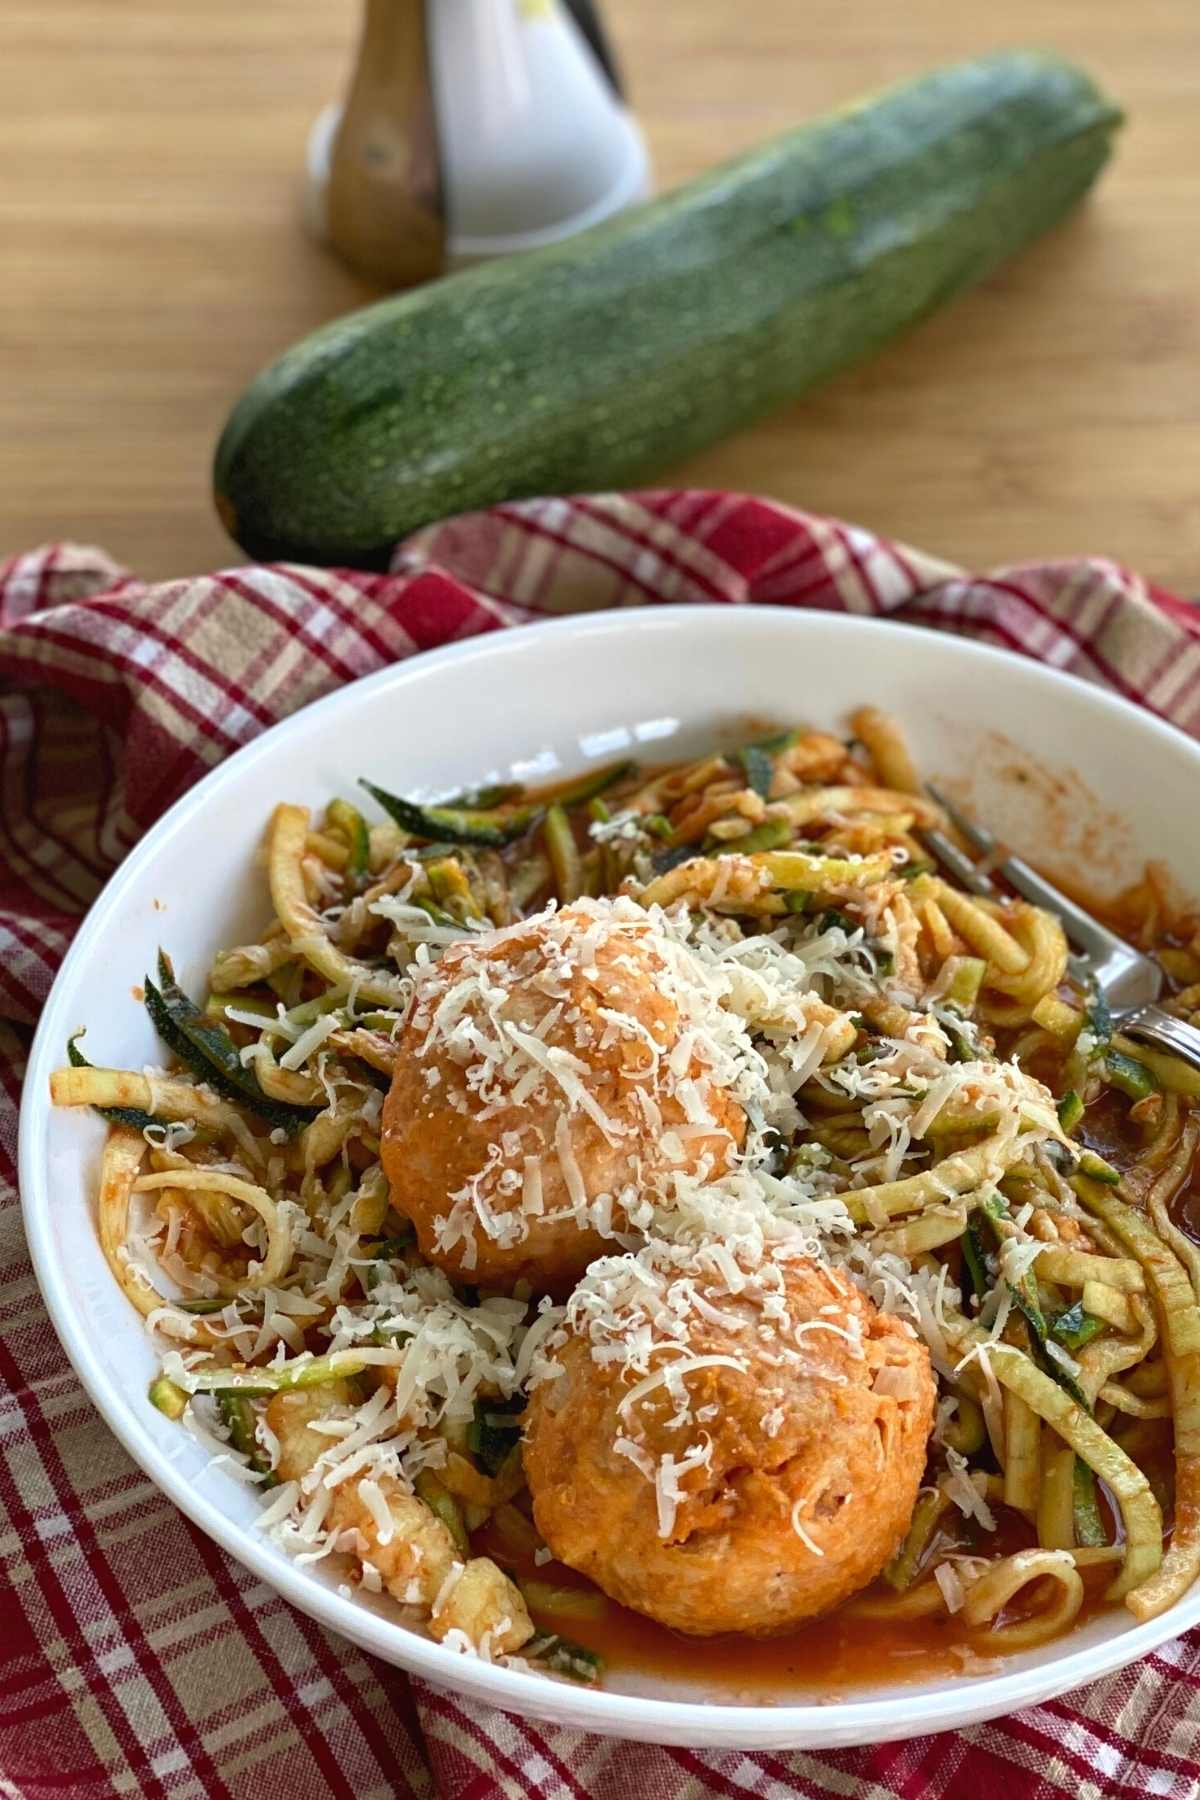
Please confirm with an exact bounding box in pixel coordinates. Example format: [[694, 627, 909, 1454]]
[[476, 1509, 1123, 1698], [1170, 1184, 1200, 1247]]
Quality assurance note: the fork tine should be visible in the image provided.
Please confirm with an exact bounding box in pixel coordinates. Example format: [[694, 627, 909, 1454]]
[[925, 784, 998, 857], [925, 783, 1133, 960], [919, 826, 999, 898]]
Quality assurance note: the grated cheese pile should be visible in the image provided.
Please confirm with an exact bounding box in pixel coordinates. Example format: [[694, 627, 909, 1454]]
[[396, 894, 859, 1269], [545, 1221, 869, 1539]]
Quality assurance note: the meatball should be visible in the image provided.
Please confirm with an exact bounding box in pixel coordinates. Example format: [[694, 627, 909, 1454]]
[[523, 1245, 934, 1635], [381, 898, 748, 1291]]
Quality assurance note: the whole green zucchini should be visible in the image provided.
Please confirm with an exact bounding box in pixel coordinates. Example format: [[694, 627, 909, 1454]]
[[214, 51, 1121, 567]]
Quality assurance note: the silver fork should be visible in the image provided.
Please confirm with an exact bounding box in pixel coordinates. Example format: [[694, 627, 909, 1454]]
[[921, 785, 1200, 1075]]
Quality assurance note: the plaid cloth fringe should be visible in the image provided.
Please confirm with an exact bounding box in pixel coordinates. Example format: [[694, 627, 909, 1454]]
[[3, 491, 1200, 1800]]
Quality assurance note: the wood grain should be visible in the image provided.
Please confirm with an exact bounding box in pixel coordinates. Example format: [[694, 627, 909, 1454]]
[[0, 1, 1196, 586]]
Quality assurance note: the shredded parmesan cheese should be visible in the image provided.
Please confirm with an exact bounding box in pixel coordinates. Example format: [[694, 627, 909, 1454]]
[[789, 1496, 826, 1558]]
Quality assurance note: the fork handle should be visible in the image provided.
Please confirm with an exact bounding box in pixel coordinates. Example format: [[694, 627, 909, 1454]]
[[1119, 1004, 1200, 1077]]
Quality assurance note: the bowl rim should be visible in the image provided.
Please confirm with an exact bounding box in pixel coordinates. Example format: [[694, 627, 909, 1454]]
[[19, 601, 1200, 1747]]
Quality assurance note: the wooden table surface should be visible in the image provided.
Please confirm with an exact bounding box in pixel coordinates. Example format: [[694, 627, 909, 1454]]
[[2, 1, 1197, 588]]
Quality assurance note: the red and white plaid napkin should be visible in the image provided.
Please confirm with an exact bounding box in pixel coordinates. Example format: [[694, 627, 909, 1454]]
[[4, 491, 1200, 1800]]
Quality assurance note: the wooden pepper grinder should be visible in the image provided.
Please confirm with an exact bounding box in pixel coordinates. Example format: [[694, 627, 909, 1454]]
[[306, 0, 649, 289]]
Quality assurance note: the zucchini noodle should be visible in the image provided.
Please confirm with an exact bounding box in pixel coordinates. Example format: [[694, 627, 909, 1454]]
[[843, 1579, 947, 1621], [850, 706, 922, 795], [49, 711, 1200, 1679], [843, 1128, 1034, 1226], [132, 1170, 294, 1289], [871, 1208, 970, 1257], [50, 1066, 263, 1165], [1003, 1389, 1041, 1515], [1037, 1438, 1076, 1550], [1114, 1036, 1200, 1099], [960, 1549, 1084, 1648], [778, 785, 945, 831], [1076, 1293, 1158, 1407], [977, 907, 1070, 1027], [908, 875, 1030, 976], [950, 1322, 1163, 1599], [268, 803, 409, 1006], [1077, 1179, 1200, 1619], [97, 1128, 160, 1317], [246, 1042, 326, 1106]]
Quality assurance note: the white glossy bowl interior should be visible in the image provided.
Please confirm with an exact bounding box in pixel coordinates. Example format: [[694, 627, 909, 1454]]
[[20, 605, 1200, 1749]]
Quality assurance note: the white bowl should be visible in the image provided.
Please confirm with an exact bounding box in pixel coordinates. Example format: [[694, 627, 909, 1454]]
[[20, 605, 1200, 1749]]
